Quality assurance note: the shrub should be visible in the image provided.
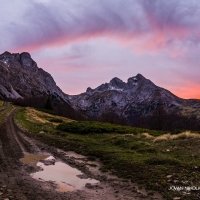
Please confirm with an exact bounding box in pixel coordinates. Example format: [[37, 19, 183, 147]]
[[36, 108, 56, 115], [48, 118, 63, 123], [56, 121, 153, 134], [145, 156, 180, 165]]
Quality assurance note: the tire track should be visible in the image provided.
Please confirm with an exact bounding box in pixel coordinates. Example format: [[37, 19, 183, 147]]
[[0, 114, 27, 200], [9, 109, 35, 154], [0, 108, 74, 200], [0, 109, 46, 200]]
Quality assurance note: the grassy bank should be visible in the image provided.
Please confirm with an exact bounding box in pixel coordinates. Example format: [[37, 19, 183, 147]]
[[0, 101, 14, 125], [0, 100, 4, 107], [15, 107, 200, 200]]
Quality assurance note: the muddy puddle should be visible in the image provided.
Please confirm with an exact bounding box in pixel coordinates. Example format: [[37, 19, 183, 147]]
[[21, 154, 99, 192], [20, 154, 49, 165]]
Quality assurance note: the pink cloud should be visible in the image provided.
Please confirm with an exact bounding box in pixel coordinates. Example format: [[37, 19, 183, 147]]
[[2, 0, 200, 99], [7, 1, 198, 52], [172, 85, 200, 99], [166, 73, 200, 99]]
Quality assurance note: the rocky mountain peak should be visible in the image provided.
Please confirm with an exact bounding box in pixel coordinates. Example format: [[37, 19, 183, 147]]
[[0, 51, 69, 103], [83, 74, 154, 93], [20, 52, 37, 72], [0, 51, 12, 62], [127, 76, 138, 88], [20, 52, 31, 64], [109, 77, 126, 89], [0, 51, 37, 71], [127, 73, 155, 89], [109, 77, 122, 84], [69, 73, 196, 124], [136, 73, 146, 80], [1, 51, 11, 56], [86, 87, 93, 93]]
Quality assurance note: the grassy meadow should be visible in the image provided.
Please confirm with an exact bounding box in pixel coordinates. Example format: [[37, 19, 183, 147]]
[[15, 107, 200, 200], [0, 100, 14, 125]]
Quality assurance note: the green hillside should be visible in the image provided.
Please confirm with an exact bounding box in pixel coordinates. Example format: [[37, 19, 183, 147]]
[[14, 106, 200, 200]]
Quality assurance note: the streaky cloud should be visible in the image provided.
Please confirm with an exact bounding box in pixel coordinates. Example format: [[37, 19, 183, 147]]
[[1, 0, 200, 53]]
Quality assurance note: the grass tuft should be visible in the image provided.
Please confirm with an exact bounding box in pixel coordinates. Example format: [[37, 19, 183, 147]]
[[154, 131, 200, 142]]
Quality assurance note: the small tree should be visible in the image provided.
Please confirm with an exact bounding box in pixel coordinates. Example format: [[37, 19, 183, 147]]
[[44, 97, 53, 110]]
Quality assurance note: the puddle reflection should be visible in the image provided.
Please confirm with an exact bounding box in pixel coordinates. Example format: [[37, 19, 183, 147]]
[[30, 156, 99, 192]]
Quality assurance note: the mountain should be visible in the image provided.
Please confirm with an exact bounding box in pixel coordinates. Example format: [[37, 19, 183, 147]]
[[0, 51, 199, 126], [69, 74, 200, 124], [0, 51, 84, 119], [0, 51, 68, 102]]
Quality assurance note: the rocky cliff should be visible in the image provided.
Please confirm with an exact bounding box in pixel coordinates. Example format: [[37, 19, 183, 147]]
[[0, 51, 69, 104], [0, 51, 199, 124], [69, 74, 200, 124]]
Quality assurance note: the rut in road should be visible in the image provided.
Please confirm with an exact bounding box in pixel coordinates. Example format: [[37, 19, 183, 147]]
[[0, 108, 71, 200]]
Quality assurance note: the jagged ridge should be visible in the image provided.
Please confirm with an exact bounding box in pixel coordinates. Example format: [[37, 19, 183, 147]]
[[0, 51, 199, 124], [69, 74, 200, 124], [0, 51, 69, 103]]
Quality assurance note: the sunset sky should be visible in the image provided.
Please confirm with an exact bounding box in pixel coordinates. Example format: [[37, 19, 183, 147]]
[[0, 0, 200, 99]]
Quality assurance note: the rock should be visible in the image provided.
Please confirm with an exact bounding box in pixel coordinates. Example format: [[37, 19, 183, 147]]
[[20, 52, 33, 69], [166, 175, 172, 178], [40, 159, 55, 166], [77, 174, 88, 179], [39, 131, 45, 134], [109, 77, 126, 89], [86, 87, 93, 93], [85, 183, 95, 189]]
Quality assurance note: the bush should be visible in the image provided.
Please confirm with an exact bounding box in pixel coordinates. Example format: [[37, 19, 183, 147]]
[[56, 121, 152, 134], [145, 156, 180, 165], [48, 118, 63, 123], [36, 108, 56, 115]]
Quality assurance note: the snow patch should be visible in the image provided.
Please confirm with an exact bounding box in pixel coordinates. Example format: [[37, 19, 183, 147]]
[[3, 59, 9, 67], [170, 101, 181, 107], [109, 86, 123, 91], [9, 84, 23, 98], [0, 84, 23, 99]]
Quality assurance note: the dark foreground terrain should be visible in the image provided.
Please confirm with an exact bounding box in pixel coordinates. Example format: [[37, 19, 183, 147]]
[[1, 101, 200, 199], [0, 104, 162, 200]]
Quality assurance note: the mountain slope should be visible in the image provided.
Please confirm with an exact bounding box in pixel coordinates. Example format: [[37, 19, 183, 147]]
[[0, 51, 69, 103], [0, 51, 84, 120], [69, 74, 200, 124], [1, 51, 199, 124]]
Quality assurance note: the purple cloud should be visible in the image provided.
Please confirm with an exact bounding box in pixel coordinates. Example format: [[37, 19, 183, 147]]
[[0, 0, 200, 98], [0, 0, 200, 53]]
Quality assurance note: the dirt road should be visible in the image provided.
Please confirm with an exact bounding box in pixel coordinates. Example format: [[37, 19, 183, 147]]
[[0, 108, 163, 200]]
